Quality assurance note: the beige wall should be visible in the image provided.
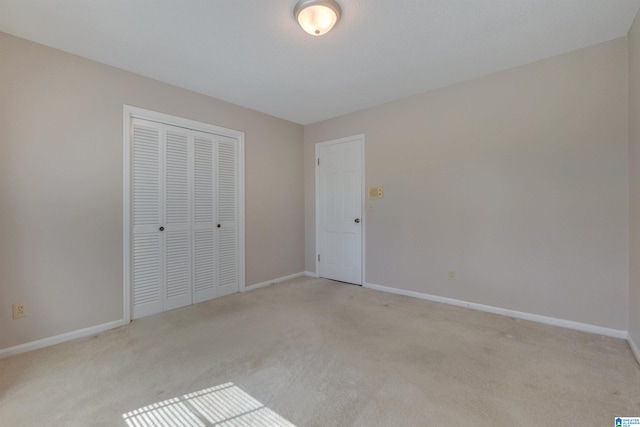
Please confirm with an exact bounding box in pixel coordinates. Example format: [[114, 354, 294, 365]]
[[629, 10, 640, 350], [1, 26, 635, 351], [305, 38, 629, 330], [0, 33, 304, 350]]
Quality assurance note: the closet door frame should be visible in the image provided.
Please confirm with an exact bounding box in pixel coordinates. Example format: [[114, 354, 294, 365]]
[[123, 105, 245, 323]]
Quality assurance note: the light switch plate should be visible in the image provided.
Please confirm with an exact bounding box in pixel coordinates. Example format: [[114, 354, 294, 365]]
[[368, 186, 384, 199]]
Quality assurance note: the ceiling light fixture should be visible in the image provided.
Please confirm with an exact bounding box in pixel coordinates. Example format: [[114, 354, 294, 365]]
[[294, 0, 342, 36]]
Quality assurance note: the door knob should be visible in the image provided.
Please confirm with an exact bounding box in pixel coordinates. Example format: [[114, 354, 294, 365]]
[[159, 226, 165, 231], [354, 218, 360, 223]]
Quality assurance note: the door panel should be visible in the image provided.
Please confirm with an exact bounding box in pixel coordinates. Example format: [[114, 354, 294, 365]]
[[164, 129, 192, 310], [131, 121, 163, 318], [217, 137, 239, 297], [193, 133, 217, 303]]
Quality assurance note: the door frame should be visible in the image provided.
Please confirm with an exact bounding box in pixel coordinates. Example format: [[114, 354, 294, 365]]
[[315, 134, 366, 285], [123, 105, 245, 323]]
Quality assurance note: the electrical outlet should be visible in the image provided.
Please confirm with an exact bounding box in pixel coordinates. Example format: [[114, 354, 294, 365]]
[[12, 303, 26, 319], [448, 270, 456, 280]]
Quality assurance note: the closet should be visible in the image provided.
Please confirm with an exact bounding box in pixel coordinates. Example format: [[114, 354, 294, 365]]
[[126, 108, 244, 320]]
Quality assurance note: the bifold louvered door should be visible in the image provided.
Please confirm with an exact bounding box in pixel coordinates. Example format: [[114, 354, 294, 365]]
[[192, 131, 218, 304], [216, 136, 239, 297], [132, 120, 163, 318], [131, 118, 240, 319], [164, 127, 192, 311]]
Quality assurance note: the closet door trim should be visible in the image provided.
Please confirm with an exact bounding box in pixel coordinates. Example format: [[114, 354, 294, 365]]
[[123, 105, 245, 323]]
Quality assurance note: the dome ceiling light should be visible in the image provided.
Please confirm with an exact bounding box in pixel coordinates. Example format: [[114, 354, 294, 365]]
[[293, 0, 342, 36]]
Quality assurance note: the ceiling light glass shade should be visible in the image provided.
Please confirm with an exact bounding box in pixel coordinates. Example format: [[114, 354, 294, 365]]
[[294, 0, 341, 36]]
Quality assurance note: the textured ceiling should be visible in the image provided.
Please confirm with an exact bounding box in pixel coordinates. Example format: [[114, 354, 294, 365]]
[[1, 0, 639, 125]]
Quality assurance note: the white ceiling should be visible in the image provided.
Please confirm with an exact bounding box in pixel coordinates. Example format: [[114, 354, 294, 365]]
[[1, 1, 639, 125]]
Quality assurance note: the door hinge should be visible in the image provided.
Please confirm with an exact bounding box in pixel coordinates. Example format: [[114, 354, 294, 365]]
[[318, 254, 320, 262], [317, 158, 320, 166]]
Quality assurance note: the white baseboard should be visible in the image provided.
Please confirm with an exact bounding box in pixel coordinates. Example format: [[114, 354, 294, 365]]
[[245, 272, 306, 292], [364, 282, 628, 339], [305, 271, 319, 278], [0, 319, 127, 359], [628, 332, 640, 366]]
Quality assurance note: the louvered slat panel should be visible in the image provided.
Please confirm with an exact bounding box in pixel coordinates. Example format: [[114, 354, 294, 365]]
[[165, 231, 190, 298], [163, 127, 191, 311], [132, 120, 163, 318], [165, 131, 189, 225], [193, 133, 217, 303], [194, 136, 214, 224], [194, 229, 215, 293], [216, 138, 238, 297], [133, 125, 160, 226], [133, 234, 161, 306], [217, 141, 236, 222], [218, 227, 237, 290]]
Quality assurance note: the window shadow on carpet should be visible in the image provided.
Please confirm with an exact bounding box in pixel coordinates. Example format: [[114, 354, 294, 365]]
[[122, 382, 295, 426]]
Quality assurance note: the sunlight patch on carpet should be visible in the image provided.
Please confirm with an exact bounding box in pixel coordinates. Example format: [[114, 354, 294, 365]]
[[122, 382, 295, 426]]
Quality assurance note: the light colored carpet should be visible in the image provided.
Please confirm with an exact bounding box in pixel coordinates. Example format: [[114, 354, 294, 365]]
[[1, 276, 639, 426]]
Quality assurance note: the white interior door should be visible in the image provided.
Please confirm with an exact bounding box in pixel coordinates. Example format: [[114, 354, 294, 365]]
[[318, 137, 363, 285]]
